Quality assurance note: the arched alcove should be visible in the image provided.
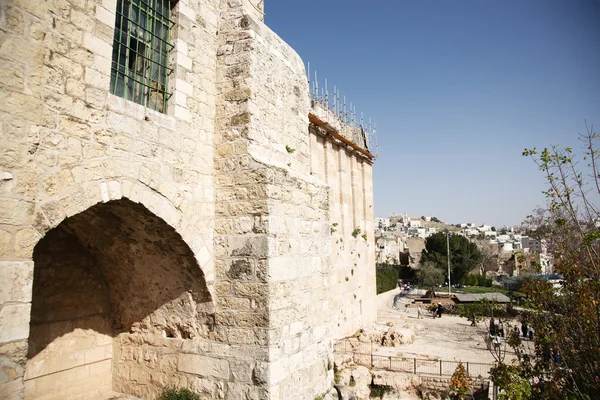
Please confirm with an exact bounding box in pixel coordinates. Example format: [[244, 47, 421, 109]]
[[25, 199, 214, 399]]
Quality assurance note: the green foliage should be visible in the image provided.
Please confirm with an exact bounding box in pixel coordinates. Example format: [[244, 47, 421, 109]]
[[361, 233, 368, 241], [369, 383, 393, 398], [157, 388, 200, 400], [334, 367, 341, 384], [458, 274, 492, 287], [349, 375, 356, 387], [376, 264, 399, 294], [456, 299, 502, 323], [489, 362, 531, 400], [352, 227, 361, 238], [285, 144, 295, 153], [415, 261, 444, 289], [421, 232, 482, 283]]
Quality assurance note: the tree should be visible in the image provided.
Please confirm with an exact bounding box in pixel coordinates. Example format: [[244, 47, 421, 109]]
[[474, 239, 500, 276], [490, 124, 600, 399], [421, 232, 482, 283], [415, 261, 444, 290]]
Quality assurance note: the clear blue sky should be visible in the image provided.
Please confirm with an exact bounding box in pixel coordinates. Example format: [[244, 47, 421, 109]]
[[265, 1, 600, 227]]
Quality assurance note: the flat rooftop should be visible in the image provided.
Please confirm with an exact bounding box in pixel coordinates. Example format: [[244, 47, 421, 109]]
[[453, 293, 511, 303]]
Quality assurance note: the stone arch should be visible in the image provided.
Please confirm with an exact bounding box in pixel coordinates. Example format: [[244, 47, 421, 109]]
[[25, 197, 214, 399], [33, 179, 213, 276]]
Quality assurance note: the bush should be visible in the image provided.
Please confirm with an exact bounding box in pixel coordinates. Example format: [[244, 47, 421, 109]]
[[157, 388, 200, 400], [449, 362, 471, 399]]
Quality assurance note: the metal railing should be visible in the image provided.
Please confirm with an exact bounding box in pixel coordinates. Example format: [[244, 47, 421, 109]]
[[335, 339, 493, 380]]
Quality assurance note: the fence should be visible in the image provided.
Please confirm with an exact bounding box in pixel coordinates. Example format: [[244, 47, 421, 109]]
[[335, 339, 493, 380]]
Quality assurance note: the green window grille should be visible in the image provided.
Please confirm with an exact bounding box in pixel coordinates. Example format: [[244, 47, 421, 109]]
[[110, 0, 175, 113]]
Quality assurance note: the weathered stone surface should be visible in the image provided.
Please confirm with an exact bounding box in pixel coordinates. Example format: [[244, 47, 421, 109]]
[[0, 304, 31, 342], [0, 230, 12, 256], [0, 262, 33, 304], [382, 326, 416, 347], [0, 200, 33, 226], [178, 353, 230, 379]]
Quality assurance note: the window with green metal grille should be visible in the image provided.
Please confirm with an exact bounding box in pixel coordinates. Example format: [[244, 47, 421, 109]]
[[110, 0, 175, 113]]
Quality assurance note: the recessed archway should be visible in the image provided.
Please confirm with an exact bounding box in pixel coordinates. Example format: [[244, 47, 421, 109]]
[[25, 199, 214, 399]]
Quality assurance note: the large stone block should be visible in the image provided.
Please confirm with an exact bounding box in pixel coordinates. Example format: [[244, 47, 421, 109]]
[[0, 304, 31, 342], [0, 262, 33, 304], [0, 199, 33, 226], [178, 353, 230, 380]]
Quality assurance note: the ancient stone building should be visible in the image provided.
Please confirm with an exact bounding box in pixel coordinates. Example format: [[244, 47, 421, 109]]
[[0, 0, 376, 399]]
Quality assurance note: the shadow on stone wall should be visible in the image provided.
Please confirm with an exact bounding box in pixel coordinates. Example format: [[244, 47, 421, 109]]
[[29, 198, 214, 358]]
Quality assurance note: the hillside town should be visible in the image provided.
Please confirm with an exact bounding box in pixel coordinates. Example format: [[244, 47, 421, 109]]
[[375, 213, 554, 277]]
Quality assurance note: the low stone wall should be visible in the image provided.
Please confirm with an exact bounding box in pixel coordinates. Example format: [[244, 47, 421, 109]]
[[376, 288, 398, 309], [418, 375, 451, 393]]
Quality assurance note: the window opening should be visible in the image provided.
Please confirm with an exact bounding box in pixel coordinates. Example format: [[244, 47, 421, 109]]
[[110, 0, 175, 113]]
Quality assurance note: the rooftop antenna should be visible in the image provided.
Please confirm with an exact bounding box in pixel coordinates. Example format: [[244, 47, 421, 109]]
[[325, 79, 328, 109], [333, 85, 337, 115], [314, 71, 318, 102]]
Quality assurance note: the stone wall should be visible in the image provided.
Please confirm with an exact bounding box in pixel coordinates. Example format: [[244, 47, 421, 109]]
[[308, 124, 377, 340], [0, 0, 221, 398], [0, 0, 377, 399], [214, 2, 333, 398]]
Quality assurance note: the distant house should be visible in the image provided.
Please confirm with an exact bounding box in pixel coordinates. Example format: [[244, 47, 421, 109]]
[[375, 217, 391, 229], [502, 242, 514, 252], [409, 219, 422, 228]]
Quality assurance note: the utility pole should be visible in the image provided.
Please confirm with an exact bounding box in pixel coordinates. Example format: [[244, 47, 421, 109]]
[[447, 231, 451, 298]]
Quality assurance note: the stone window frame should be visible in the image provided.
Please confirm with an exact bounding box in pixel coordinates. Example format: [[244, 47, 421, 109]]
[[101, 0, 197, 123], [109, 0, 176, 113]]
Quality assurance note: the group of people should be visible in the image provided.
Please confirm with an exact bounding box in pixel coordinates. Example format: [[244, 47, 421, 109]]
[[517, 322, 535, 341], [413, 302, 444, 319], [489, 318, 535, 341], [426, 302, 444, 318]]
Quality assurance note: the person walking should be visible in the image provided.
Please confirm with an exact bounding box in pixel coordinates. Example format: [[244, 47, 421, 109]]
[[417, 305, 423, 319], [521, 322, 528, 339], [498, 320, 505, 337], [528, 326, 534, 341], [489, 318, 496, 336], [437, 302, 443, 318]]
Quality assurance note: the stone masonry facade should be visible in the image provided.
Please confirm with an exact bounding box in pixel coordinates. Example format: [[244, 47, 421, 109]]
[[0, 0, 376, 399]]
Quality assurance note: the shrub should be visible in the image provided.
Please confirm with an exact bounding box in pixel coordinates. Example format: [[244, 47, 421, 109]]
[[157, 388, 200, 400], [449, 362, 471, 399]]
